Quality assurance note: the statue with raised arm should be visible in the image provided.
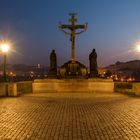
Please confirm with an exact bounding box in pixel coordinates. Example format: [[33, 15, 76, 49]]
[[89, 49, 98, 77]]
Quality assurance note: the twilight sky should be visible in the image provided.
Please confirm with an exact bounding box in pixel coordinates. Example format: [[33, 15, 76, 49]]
[[0, 0, 140, 67]]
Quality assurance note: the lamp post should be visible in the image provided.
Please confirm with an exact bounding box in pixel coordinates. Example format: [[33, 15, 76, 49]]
[[0, 43, 10, 82]]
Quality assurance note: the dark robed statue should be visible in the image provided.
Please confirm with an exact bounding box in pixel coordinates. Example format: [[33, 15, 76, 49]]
[[89, 49, 98, 77], [50, 50, 57, 70], [48, 49, 57, 78]]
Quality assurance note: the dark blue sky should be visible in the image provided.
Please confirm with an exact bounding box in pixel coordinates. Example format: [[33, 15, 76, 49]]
[[0, 0, 140, 67]]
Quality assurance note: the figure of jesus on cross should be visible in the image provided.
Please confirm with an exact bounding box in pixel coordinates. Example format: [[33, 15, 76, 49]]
[[59, 13, 87, 63]]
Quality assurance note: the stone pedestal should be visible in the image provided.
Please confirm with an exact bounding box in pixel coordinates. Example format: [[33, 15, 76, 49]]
[[33, 79, 114, 93]]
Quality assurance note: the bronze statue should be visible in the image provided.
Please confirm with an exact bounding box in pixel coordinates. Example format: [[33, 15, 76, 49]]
[[89, 49, 98, 77], [48, 49, 57, 78]]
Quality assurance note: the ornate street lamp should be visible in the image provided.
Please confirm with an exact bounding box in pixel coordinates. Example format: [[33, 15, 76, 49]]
[[0, 43, 10, 82]]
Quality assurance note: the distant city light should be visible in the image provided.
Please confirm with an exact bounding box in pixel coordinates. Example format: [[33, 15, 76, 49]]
[[0, 43, 10, 53]]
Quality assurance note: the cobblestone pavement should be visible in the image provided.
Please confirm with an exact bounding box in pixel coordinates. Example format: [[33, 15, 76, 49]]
[[0, 92, 140, 140]]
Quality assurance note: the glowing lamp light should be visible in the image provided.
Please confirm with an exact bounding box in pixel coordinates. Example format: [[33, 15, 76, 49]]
[[136, 44, 140, 52], [1, 44, 10, 53]]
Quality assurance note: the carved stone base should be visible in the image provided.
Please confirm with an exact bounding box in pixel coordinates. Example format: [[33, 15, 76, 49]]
[[59, 60, 88, 79]]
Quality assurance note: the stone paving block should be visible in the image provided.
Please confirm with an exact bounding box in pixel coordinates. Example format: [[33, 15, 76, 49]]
[[0, 92, 140, 139]]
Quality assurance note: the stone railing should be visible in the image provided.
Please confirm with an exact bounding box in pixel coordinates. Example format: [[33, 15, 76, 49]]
[[1, 80, 140, 97], [114, 82, 140, 96], [114, 82, 133, 93], [0, 83, 8, 96], [0, 81, 32, 97], [17, 81, 32, 94]]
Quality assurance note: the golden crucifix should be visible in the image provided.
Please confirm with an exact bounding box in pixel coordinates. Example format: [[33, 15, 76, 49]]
[[59, 13, 87, 62]]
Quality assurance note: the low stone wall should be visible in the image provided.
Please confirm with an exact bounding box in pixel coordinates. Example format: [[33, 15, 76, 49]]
[[88, 79, 114, 93], [17, 81, 32, 94], [114, 82, 133, 93], [1, 80, 140, 97], [132, 83, 140, 96], [0, 81, 32, 97], [114, 82, 140, 96], [33, 79, 114, 93], [0, 83, 8, 96]]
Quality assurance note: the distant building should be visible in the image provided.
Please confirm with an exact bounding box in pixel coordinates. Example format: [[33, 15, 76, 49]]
[[105, 60, 140, 81], [0, 64, 49, 82]]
